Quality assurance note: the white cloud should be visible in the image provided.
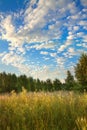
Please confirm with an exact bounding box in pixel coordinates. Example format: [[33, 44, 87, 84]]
[[58, 45, 66, 52], [67, 35, 74, 40], [82, 8, 87, 12], [0, 0, 76, 54], [0, 52, 6, 57], [31, 65, 64, 81], [40, 51, 48, 55], [77, 32, 84, 37], [29, 42, 56, 50], [70, 14, 79, 20], [50, 53, 57, 57], [0, 15, 15, 38], [0, 15, 25, 52], [79, 21, 87, 26], [73, 26, 79, 31], [80, 0, 87, 7], [67, 47, 76, 57], [56, 57, 65, 66], [68, 48, 75, 53], [0, 0, 87, 81], [24, 0, 46, 30], [76, 33, 87, 43], [43, 57, 50, 61], [83, 35, 87, 42], [1, 51, 31, 76], [2, 52, 24, 65], [67, 2, 78, 14], [82, 43, 87, 48], [76, 44, 82, 47], [58, 33, 74, 52]]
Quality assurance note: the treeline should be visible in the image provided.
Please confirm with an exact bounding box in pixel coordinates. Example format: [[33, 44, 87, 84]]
[[0, 72, 63, 92], [0, 53, 87, 93], [0, 71, 85, 93]]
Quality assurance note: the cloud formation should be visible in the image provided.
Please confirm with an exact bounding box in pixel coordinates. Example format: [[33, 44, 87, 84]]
[[0, 0, 87, 81]]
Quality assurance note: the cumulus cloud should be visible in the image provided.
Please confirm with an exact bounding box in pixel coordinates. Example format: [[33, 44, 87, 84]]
[[28, 42, 56, 50], [40, 51, 48, 55], [56, 56, 65, 66], [50, 53, 57, 57], [0, 15, 25, 52], [0, 0, 81, 52], [58, 34, 74, 52], [0, 0, 87, 81], [1, 52, 24, 65], [0, 52, 6, 57], [73, 26, 79, 31]]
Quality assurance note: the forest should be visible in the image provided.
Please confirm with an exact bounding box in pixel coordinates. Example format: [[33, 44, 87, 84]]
[[0, 53, 87, 93]]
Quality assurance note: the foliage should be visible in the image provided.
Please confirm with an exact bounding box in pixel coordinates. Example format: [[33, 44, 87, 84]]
[[65, 70, 75, 90], [75, 53, 87, 90], [53, 79, 62, 90], [0, 90, 87, 130], [0, 72, 63, 93]]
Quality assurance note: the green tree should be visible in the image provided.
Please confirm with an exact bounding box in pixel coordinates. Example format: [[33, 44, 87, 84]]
[[0, 72, 7, 92], [65, 70, 74, 90], [28, 77, 35, 91], [53, 79, 62, 91], [16, 75, 28, 92], [46, 79, 53, 91], [4, 73, 17, 92], [75, 53, 87, 90], [35, 79, 41, 91]]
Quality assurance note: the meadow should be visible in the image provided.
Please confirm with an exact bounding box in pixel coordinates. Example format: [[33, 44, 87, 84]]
[[0, 89, 87, 130]]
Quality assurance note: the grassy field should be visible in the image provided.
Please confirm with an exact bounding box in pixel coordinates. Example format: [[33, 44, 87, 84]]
[[0, 89, 87, 130]]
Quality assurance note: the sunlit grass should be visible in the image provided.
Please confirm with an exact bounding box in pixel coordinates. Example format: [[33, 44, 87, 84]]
[[0, 89, 87, 130]]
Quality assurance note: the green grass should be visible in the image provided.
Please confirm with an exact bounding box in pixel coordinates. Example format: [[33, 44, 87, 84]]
[[0, 89, 87, 130]]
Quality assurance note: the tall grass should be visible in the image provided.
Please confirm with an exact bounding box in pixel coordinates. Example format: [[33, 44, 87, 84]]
[[0, 89, 87, 130]]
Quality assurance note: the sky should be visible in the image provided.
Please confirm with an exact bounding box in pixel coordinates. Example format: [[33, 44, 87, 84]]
[[0, 0, 87, 82]]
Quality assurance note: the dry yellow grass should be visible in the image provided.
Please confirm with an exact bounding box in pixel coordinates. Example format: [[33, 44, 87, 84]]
[[0, 90, 87, 130]]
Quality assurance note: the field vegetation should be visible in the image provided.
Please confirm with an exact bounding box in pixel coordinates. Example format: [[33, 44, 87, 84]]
[[0, 89, 87, 130], [0, 52, 87, 130]]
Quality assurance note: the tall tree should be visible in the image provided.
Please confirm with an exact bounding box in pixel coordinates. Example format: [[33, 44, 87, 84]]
[[28, 77, 35, 91], [53, 79, 62, 90], [0, 72, 7, 92], [65, 70, 74, 90], [75, 53, 87, 89], [46, 79, 53, 91], [36, 79, 41, 91]]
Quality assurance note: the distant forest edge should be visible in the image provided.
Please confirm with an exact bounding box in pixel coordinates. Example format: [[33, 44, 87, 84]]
[[0, 53, 87, 93]]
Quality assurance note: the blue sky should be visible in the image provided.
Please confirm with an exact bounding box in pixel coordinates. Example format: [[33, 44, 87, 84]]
[[0, 0, 87, 82]]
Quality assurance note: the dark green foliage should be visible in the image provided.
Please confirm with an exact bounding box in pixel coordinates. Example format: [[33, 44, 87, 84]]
[[6, 73, 17, 92], [46, 79, 53, 91], [75, 53, 87, 90], [65, 70, 75, 90], [0, 72, 62, 93], [16, 75, 28, 92], [53, 79, 62, 90]]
